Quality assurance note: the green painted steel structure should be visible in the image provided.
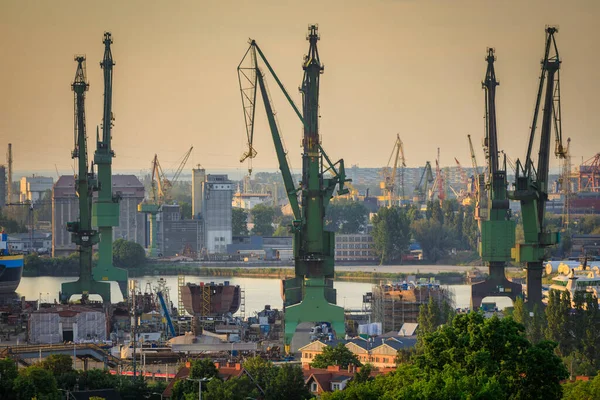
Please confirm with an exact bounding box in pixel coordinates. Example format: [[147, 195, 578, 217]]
[[61, 56, 111, 303], [471, 48, 521, 308], [238, 25, 350, 349], [92, 32, 128, 298], [509, 27, 565, 307]]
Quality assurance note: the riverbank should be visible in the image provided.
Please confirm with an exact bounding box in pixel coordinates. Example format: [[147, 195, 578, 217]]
[[117, 264, 471, 284]]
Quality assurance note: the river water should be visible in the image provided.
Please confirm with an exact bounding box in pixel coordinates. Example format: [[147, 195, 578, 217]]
[[16, 274, 514, 316]]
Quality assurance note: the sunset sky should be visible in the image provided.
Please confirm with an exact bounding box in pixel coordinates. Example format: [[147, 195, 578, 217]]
[[1, 0, 598, 180]]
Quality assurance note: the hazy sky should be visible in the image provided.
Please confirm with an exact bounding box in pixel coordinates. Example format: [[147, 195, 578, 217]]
[[1, 0, 599, 180]]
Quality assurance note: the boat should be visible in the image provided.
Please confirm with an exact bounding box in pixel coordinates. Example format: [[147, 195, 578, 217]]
[[0, 232, 23, 293], [548, 269, 600, 304], [179, 281, 241, 316]]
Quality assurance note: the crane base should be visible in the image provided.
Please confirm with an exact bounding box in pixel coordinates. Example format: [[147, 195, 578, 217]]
[[61, 278, 111, 304], [284, 277, 345, 352]]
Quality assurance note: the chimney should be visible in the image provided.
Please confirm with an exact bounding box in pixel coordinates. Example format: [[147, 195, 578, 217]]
[[327, 365, 340, 372], [235, 363, 242, 371], [185, 362, 191, 368], [303, 363, 311, 370], [214, 362, 220, 369]]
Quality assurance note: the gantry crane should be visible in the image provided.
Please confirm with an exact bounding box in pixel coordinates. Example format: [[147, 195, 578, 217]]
[[380, 134, 406, 207], [138, 148, 193, 257], [92, 32, 128, 298], [61, 56, 111, 303], [471, 48, 521, 309], [510, 27, 566, 307], [238, 26, 350, 350]]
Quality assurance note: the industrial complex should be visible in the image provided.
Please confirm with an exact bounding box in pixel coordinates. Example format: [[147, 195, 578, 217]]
[[1, 21, 600, 399]]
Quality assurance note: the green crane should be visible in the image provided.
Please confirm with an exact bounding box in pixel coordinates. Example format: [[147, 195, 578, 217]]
[[92, 32, 128, 298], [510, 27, 565, 307], [61, 56, 111, 303], [471, 48, 521, 309], [238, 25, 350, 350]]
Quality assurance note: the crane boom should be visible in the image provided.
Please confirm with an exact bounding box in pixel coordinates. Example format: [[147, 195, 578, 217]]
[[238, 26, 349, 350], [382, 134, 405, 207]]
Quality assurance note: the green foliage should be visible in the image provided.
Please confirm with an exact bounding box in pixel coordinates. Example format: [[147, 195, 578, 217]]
[[371, 206, 411, 264], [39, 354, 74, 377], [311, 343, 362, 369], [411, 219, 452, 263], [0, 208, 28, 233], [13, 366, 60, 400], [562, 372, 600, 399], [327, 313, 568, 399], [190, 358, 221, 380], [250, 204, 280, 236], [113, 238, 146, 268], [179, 202, 192, 219], [416, 296, 454, 349], [172, 357, 309, 400], [325, 199, 369, 234], [24, 253, 80, 276], [232, 207, 249, 236], [78, 369, 118, 390], [546, 289, 574, 356], [0, 358, 18, 400], [350, 363, 373, 385]]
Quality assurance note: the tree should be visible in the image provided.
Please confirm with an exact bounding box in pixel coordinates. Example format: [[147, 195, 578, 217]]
[[113, 239, 146, 268], [250, 204, 279, 236], [416, 297, 454, 349], [179, 202, 192, 220], [232, 207, 249, 236], [13, 366, 60, 400], [411, 219, 452, 263], [562, 373, 600, 399], [190, 358, 221, 380], [311, 343, 361, 369], [266, 363, 311, 400], [0, 358, 18, 400], [39, 354, 73, 377], [325, 200, 368, 234], [79, 369, 118, 390], [350, 363, 373, 385], [415, 313, 567, 399], [371, 206, 411, 264], [545, 289, 573, 356]]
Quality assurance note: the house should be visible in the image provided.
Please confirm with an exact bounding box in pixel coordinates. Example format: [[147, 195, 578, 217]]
[[304, 365, 356, 396], [302, 364, 396, 396], [299, 335, 417, 369]]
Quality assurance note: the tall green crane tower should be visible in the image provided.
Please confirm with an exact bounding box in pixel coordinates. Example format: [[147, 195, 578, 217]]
[[61, 56, 111, 303], [471, 48, 521, 309], [92, 32, 128, 298], [238, 25, 350, 350], [510, 27, 565, 307]]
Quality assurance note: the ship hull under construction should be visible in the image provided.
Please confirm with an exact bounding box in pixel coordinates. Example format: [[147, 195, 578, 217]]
[[179, 282, 241, 316]]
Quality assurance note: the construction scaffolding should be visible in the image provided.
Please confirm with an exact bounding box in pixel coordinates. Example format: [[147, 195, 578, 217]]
[[369, 281, 455, 333]]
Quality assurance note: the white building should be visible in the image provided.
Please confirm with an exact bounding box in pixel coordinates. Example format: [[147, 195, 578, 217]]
[[232, 192, 272, 210], [20, 175, 53, 203]]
